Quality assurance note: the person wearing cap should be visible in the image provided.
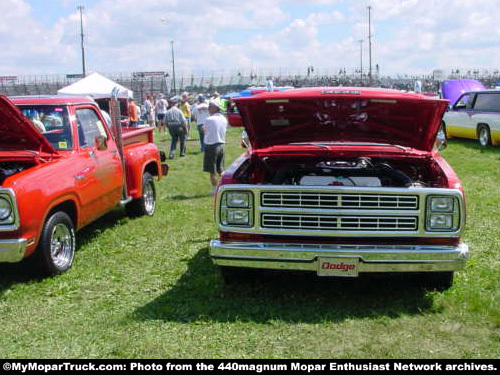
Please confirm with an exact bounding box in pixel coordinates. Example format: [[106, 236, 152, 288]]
[[202, 100, 227, 194], [164, 97, 188, 158], [191, 94, 210, 152]]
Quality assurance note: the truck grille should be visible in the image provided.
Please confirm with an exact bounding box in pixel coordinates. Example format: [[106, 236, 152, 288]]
[[261, 192, 418, 210], [261, 214, 418, 231]]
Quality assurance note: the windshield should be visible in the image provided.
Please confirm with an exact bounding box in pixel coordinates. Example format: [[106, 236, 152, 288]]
[[17, 105, 73, 150]]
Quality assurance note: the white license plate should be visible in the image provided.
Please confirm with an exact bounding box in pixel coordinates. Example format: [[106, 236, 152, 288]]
[[317, 257, 360, 277]]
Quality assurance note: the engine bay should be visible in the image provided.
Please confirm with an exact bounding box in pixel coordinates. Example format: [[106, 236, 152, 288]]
[[0, 162, 33, 185], [234, 155, 448, 188]]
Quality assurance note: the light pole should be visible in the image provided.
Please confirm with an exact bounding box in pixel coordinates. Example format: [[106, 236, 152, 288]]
[[358, 39, 363, 85], [171, 40, 176, 95], [367, 5, 372, 86], [78, 5, 86, 77]]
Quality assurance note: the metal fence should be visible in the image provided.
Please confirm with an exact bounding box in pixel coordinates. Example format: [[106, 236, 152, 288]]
[[2, 69, 500, 103]]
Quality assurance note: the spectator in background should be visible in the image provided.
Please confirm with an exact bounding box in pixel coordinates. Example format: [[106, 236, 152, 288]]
[[164, 97, 188, 158], [179, 91, 192, 138], [135, 100, 142, 124], [128, 98, 139, 127], [202, 100, 227, 194], [191, 95, 209, 152], [155, 94, 168, 135], [144, 94, 155, 127], [211, 91, 221, 107]]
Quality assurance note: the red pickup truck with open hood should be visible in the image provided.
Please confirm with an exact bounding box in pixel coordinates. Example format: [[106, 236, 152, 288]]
[[0, 95, 167, 275], [210, 87, 469, 289]]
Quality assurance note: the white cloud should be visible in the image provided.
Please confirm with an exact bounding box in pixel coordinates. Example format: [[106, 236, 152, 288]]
[[1, 0, 500, 78]]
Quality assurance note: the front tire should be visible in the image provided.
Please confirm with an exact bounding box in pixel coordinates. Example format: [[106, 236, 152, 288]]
[[35, 211, 75, 276], [423, 272, 454, 291], [478, 125, 491, 147], [126, 172, 157, 217]]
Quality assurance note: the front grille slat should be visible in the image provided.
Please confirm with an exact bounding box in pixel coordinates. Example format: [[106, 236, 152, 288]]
[[262, 192, 418, 210], [261, 214, 418, 231]]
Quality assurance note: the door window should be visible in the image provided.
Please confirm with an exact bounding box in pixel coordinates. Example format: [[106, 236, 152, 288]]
[[76, 108, 108, 148], [473, 93, 500, 112], [454, 94, 473, 110]]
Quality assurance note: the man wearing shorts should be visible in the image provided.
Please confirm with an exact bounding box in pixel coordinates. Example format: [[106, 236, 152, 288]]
[[155, 94, 168, 135], [203, 100, 228, 194]]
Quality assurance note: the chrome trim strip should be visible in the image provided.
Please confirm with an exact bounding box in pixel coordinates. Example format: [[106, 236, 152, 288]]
[[0, 188, 21, 231]]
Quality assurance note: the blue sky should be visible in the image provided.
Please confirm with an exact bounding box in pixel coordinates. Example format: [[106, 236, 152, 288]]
[[1, 0, 500, 78]]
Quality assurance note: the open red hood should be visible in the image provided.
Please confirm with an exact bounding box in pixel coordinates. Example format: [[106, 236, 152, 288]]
[[0, 95, 56, 154], [234, 87, 449, 151]]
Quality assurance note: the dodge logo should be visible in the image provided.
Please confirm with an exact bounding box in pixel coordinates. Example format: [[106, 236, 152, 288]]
[[321, 262, 355, 272]]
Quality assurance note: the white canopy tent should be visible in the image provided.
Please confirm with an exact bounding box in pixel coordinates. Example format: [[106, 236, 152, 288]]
[[57, 72, 133, 99]]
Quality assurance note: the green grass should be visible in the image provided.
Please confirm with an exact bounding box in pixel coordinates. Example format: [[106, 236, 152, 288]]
[[0, 128, 499, 359]]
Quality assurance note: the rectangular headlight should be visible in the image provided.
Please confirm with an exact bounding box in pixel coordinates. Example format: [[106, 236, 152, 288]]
[[430, 197, 454, 212], [225, 191, 252, 208], [428, 214, 453, 229], [225, 209, 250, 225]]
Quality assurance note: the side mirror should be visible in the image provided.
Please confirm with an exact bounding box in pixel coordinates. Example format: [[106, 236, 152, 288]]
[[95, 135, 108, 151]]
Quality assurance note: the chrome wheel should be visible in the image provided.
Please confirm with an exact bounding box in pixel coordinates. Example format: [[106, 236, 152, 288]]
[[478, 126, 491, 147], [125, 172, 157, 217], [35, 211, 75, 276], [143, 178, 156, 215], [50, 222, 74, 269]]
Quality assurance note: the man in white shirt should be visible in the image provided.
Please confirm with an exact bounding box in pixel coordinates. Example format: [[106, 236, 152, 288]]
[[191, 95, 210, 152], [202, 100, 227, 193], [155, 94, 168, 135]]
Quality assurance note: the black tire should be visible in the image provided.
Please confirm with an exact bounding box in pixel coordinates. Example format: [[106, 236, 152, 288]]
[[219, 266, 259, 284], [126, 172, 156, 217], [423, 272, 454, 291], [477, 125, 491, 147], [35, 211, 76, 276]]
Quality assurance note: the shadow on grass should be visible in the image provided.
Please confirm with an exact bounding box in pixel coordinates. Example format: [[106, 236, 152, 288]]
[[134, 247, 438, 324], [446, 138, 500, 155], [0, 208, 128, 294]]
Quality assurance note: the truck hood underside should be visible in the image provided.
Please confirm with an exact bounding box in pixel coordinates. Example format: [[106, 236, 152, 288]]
[[0, 95, 57, 154], [235, 88, 449, 152]]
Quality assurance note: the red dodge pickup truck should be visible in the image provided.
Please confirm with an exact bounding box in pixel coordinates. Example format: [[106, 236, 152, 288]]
[[210, 87, 469, 289], [0, 95, 167, 275]]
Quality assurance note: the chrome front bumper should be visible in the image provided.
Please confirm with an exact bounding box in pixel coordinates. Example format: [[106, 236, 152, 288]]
[[0, 239, 27, 263], [210, 240, 469, 275]]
